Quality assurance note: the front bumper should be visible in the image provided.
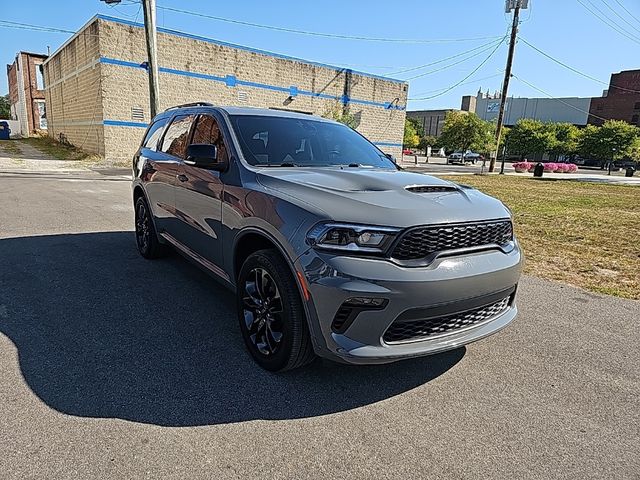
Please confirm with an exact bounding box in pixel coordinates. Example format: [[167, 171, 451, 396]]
[[295, 244, 522, 365]]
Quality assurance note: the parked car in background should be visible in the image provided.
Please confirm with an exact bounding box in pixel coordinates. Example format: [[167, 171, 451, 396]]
[[402, 148, 414, 155], [132, 103, 522, 371], [447, 150, 481, 164]]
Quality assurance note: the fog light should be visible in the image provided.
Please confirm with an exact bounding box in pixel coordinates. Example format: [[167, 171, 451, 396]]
[[344, 297, 387, 307]]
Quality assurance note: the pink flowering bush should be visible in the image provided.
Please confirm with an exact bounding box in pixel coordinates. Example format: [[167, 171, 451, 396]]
[[555, 163, 570, 173], [512, 161, 532, 172], [566, 163, 578, 172], [543, 163, 558, 172]]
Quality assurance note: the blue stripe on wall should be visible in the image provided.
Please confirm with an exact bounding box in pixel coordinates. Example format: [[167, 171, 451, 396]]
[[95, 14, 405, 85], [373, 142, 402, 147], [98, 57, 404, 111], [103, 119, 148, 128]]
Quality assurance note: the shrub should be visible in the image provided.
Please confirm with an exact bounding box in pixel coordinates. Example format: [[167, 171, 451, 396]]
[[543, 162, 558, 172], [512, 161, 532, 172], [566, 163, 578, 172]]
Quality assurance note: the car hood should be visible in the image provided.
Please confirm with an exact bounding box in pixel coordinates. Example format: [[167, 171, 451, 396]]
[[256, 167, 510, 227]]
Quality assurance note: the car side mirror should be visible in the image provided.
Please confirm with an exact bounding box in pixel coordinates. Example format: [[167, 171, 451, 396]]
[[185, 144, 226, 171]]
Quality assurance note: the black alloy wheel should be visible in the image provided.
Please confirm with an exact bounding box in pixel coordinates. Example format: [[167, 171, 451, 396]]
[[237, 249, 315, 371], [242, 267, 285, 356]]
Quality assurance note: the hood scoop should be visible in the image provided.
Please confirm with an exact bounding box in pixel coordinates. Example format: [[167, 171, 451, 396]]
[[405, 185, 458, 194]]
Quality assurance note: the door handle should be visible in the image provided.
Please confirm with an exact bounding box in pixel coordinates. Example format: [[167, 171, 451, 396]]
[[177, 174, 188, 182]]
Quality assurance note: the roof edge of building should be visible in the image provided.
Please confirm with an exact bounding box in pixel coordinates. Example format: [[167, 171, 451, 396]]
[[43, 14, 408, 85]]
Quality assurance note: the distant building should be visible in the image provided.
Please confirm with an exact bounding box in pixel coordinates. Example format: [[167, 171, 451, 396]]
[[406, 109, 459, 137], [588, 69, 640, 126], [6, 51, 48, 136], [461, 88, 591, 126]]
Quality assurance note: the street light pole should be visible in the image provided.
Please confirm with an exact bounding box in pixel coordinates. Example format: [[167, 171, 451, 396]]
[[142, 0, 160, 118]]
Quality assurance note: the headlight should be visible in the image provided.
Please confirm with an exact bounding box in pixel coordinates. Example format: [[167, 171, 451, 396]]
[[306, 223, 400, 254]]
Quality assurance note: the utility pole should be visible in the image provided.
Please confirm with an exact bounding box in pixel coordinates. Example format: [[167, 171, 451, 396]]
[[491, 0, 528, 173], [142, 0, 160, 118]]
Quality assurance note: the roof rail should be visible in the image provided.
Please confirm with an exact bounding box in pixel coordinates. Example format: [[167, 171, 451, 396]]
[[165, 102, 214, 111]]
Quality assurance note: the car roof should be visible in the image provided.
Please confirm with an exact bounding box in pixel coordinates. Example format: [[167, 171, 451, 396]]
[[218, 106, 334, 122], [154, 104, 337, 125]]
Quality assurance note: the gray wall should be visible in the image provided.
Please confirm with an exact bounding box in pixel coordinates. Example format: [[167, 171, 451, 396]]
[[474, 97, 591, 126]]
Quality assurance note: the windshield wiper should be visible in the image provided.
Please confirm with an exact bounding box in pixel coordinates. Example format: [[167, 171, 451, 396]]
[[263, 162, 298, 167]]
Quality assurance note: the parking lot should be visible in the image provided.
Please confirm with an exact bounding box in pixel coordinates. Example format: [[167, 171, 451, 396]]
[[1, 169, 639, 479]]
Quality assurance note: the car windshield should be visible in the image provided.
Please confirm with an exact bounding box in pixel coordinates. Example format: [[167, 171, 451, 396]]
[[229, 114, 396, 168]]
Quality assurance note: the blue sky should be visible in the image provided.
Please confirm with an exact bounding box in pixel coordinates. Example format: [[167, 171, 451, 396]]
[[1, 0, 639, 110]]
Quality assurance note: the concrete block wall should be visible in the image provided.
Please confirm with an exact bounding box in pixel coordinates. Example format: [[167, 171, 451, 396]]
[[44, 15, 407, 163], [99, 17, 407, 163], [43, 20, 104, 155]]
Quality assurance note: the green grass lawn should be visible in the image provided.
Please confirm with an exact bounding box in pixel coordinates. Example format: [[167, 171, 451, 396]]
[[442, 175, 640, 300]]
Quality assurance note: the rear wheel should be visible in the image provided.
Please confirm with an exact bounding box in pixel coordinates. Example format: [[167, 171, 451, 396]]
[[237, 249, 315, 371], [134, 196, 167, 259]]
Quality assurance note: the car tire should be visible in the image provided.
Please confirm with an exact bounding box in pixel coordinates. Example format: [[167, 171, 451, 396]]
[[237, 249, 315, 372], [134, 196, 167, 259]]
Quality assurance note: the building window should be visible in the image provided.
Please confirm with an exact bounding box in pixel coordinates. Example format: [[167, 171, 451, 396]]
[[632, 114, 639, 124], [36, 64, 45, 90], [635, 102, 640, 110]]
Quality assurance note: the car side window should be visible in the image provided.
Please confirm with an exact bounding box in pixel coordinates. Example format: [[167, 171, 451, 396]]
[[191, 114, 229, 163], [161, 114, 195, 159], [142, 117, 168, 150]]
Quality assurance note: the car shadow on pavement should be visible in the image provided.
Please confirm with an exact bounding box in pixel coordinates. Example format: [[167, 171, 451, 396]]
[[0, 232, 464, 427]]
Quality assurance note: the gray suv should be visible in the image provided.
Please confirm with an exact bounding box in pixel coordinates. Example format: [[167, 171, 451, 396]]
[[132, 103, 522, 371]]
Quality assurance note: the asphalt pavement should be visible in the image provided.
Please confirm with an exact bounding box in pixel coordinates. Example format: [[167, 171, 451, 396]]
[[0, 169, 638, 479]]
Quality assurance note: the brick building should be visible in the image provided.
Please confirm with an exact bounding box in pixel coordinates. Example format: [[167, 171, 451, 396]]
[[6, 51, 48, 136], [588, 69, 640, 126], [42, 15, 407, 162]]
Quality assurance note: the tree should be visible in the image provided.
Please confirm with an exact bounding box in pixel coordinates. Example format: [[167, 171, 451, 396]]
[[0, 94, 10, 120], [403, 118, 419, 149], [438, 111, 491, 155], [322, 102, 359, 129], [548, 122, 580, 158], [505, 119, 555, 159], [418, 135, 438, 152], [578, 120, 639, 162]]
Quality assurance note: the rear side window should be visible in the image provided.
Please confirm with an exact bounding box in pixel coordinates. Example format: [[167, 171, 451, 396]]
[[142, 117, 168, 150], [161, 114, 195, 159]]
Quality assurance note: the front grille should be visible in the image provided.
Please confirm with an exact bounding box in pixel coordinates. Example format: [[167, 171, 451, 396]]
[[391, 220, 513, 261], [383, 296, 511, 344]]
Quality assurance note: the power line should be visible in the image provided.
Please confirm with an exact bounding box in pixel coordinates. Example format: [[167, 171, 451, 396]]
[[612, 0, 640, 25], [403, 38, 506, 80], [575, 0, 640, 44], [599, 0, 640, 31], [410, 38, 507, 101], [404, 38, 506, 80], [512, 73, 609, 122], [156, 5, 503, 44], [0, 19, 77, 34], [408, 72, 504, 100], [388, 38, 504, 75], [519, 36, 640, 94]]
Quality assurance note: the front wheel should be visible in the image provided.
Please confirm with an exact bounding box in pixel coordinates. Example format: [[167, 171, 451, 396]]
[[237, 249, 315, 372]]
